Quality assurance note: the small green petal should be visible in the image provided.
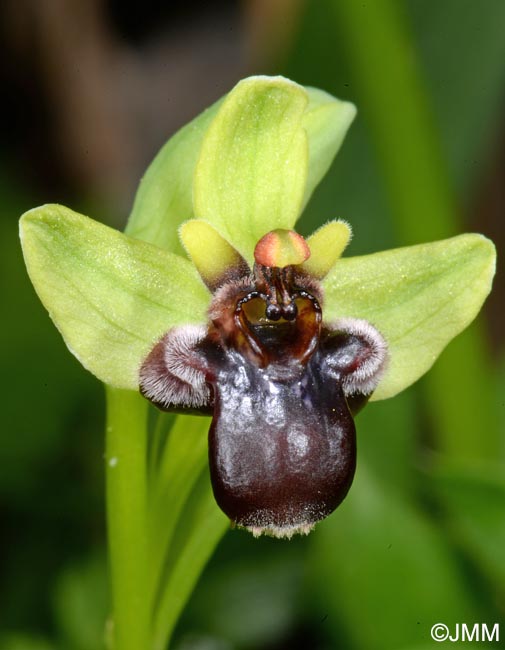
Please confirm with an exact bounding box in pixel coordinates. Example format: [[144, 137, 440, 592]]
[[20, 205, 210, 389], [302, 220, 352, 278], [302, 87, 356, 210], [322, 234, 496, 400], [193, 76, 309, 261], [179, 220, 249, 291], [125, 98, 223, 254]]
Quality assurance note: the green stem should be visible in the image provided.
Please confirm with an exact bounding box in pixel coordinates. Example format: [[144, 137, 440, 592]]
[[106, 387, 151, 650], [332, 0, 498, 459]]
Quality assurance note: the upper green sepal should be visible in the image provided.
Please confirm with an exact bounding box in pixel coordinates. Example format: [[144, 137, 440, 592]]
[[20, 204, 210, 389], [322, 233, 496, 400], [193, 77, 357, 262], [193, 76, 309, 261]]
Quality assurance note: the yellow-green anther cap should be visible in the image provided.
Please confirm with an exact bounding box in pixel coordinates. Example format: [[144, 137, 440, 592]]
[[254, 229, 310, 268]]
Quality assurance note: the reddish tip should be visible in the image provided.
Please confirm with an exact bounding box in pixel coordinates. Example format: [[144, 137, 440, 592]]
[[254, 229, 310, 268]]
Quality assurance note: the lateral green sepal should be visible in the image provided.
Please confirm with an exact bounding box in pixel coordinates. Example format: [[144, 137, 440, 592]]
[[322, 233, 496, 400], [20, 204, 210, 389]]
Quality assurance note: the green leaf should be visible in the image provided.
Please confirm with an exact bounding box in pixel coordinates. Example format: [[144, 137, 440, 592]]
[[193, 76, 309, 261], [0, 636, 57, 650], [125, 98, 223, 254], [20, 205, 210, 389], [428, 460, 505, 587], [152, 467, 229, 650], [148, 414, 209, 604], [147, 412, 229, 649], [52, 554, 109, 650], [185, 552, 304, 647], [322, 233, 496, 400], [302, 87, 356, 209], [309, 464, 479, 650]]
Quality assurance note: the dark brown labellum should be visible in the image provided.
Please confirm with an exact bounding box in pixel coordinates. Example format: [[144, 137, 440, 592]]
[[139, 237, 388, 538], [207, 343, 357, 537]]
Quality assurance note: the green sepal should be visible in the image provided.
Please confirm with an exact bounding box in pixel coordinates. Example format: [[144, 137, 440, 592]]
[[302, 87, 356, 209], [193, 76, 309, 262], [322, 233, 496, 400], [125, 98, 223, 255], [20, 205, 210, 389]]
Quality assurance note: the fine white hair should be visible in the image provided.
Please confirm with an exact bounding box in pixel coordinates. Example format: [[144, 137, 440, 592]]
[[327, 317, 388, 396], [139, 324, 210, 409]]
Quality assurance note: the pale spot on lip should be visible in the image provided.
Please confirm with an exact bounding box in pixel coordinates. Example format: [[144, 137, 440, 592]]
[[287, 427, 310, 458]]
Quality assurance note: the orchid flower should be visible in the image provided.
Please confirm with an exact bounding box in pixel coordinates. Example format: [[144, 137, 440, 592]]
[[19, 75, 495, 649]]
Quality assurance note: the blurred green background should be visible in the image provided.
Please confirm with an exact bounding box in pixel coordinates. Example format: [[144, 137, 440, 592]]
[[1, 1, 504, 648]]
